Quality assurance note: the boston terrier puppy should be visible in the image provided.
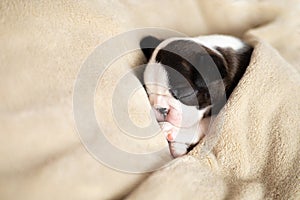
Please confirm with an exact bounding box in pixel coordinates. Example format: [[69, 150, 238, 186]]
[[140, 35, 253, 158]]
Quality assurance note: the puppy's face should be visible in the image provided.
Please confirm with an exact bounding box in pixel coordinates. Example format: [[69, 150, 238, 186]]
[[140, 35, 252, 156], [142, 36, 235, 125]]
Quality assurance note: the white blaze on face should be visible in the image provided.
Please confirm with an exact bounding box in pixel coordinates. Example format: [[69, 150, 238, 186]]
[[144, 62, 171, 122], [143, 63, 169, 91]]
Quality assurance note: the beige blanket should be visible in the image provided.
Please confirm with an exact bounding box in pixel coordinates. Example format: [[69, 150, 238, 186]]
[[0, 0, 299, 199]]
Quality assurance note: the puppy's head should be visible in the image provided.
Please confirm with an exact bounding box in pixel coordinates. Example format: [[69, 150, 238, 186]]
[[140, 35, 252, 127]]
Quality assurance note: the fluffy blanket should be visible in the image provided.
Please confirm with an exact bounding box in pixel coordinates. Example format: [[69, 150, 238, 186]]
[[0, 0, 299, 199]]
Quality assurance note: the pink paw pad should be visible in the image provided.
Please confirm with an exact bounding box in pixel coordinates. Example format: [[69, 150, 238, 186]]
[[167, 131, 173, 141]]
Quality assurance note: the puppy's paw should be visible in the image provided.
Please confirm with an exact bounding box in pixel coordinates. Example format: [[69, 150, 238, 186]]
[[159, 123, 189, 158], [169, 142, 188, 158], [159, 121, 205, 158], [159, 122, 179, 142]]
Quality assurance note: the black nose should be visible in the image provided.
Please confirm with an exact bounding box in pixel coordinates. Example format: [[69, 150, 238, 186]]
[[157, 107, 168, 116]]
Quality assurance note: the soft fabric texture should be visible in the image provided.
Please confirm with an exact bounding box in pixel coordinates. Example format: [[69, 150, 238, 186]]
[[0, 0, 299, 200]]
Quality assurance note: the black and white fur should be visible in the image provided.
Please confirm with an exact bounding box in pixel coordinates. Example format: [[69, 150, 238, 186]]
[[140, 35, 253, 158]]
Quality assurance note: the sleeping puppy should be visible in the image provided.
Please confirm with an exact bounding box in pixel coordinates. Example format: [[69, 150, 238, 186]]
[[140, 35, 253, 158]]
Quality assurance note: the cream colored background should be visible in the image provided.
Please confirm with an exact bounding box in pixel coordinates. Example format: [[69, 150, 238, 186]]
[[0, 0, 299, 199]]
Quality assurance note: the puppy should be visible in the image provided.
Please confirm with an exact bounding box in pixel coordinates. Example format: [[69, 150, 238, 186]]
[[140, 35, 253, 158]]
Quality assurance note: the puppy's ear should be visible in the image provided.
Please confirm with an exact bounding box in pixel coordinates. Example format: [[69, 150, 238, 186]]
[[193, 52, 228, 86], [206, 53, 228, 80], [140, 36, 162, 61]]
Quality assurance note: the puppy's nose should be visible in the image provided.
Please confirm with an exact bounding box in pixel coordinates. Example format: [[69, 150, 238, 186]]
[[157, 107, 168, 116]]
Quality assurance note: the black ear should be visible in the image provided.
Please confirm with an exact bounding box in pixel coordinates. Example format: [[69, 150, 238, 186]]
[[140, 36, 162, 61], [193, 52, 228, 86], [207, 53, 228, 79]]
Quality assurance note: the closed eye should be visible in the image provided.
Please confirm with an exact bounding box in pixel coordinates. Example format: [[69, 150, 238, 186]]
[[169, 89, 179, 100], [179, 91, 198, 100], [169, 88, 197, 100]]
